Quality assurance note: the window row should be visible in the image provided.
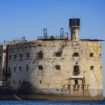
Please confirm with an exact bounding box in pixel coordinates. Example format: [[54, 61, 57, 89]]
[[7, 65, 99, 72], [8, 51, 100, 61], [38, 65, 61, 70], [8, 65, 29, 72], [13, 80, 22, 85], [9, 53, 30, 60]]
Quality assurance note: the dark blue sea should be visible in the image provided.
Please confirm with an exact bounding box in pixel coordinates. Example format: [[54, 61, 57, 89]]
[[0, 99, 105, 105]]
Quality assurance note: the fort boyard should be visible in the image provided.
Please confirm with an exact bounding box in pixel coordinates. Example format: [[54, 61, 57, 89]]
[[0, 18, 103, 100]]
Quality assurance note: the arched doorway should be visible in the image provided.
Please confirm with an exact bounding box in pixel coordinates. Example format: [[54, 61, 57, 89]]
[[73, 65, 80, 76]]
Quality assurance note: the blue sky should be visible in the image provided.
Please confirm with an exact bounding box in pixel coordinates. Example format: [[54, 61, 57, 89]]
[[0, 0, 105, 95]]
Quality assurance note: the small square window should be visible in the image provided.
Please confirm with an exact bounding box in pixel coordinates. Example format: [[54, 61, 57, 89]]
[[90, 66, 94, 70], [90, 53, 94, 57], [38, 65, 43, 70], [55, 65, 61, 70]]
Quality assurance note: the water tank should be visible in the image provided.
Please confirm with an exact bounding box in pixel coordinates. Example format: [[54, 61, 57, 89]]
[[69, 18, 80, 28]]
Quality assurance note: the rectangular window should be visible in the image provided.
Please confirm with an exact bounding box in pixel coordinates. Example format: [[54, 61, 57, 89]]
[[40, 80, 42, 84], [55, 52, 62, 57], [13, 54, 17, 60], [38, 65, 43, 70], [90, 53, 94, 57], [8, 67, 11, 72], [19, 66, 21, 71], [9, 55, 11, 60], [73, 53, 79, 57], [37, 50, 43, 59], [19, 54, 22, 59], [55, 65, 61, 70], [26, 53, 30, 59], [14, 67, 16, 72], [90, 66, 94, 70], [26, 64, 29, 71]]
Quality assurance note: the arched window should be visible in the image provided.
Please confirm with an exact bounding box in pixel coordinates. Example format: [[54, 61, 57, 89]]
[[73, 65, 80, 76]]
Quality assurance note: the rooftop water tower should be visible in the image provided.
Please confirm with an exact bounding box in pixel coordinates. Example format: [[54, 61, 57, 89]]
[[69, 18, 80, 41]]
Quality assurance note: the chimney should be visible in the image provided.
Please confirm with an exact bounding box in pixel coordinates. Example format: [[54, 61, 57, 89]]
[[69, 18, 80, 41]]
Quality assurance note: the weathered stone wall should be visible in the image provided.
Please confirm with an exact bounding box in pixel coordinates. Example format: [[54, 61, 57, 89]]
[[1, 40, 103, 97]]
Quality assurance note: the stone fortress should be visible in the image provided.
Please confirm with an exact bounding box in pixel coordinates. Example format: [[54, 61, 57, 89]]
[[0, 18, 103, 99]]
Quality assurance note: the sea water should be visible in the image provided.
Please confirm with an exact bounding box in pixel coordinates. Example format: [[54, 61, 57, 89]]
[[0, 99, 105, 105]]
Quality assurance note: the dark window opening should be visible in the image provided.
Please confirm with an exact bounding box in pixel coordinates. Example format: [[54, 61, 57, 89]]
[[37, 50, 43, 59], [55, 52, 62, 57], [9, 55, 11, 60], [38, 43, 42, 46], [99, 53, 101, 57], [8, 67, 11, 72], [100, 66, 102, 69], [76, 62, 78, 64], [26, 64, 29, 71], [19, 66, 21, 71], [90, 66, 94, 70], [14, 67, 16, 72], [40, 80, 42, 84], [75, 79, 78, 85], [19, 54, 22, 59], [73, 65, 80, 76], [73, 53, 79, 57], [38, 65, 43, 70], [90, 53, 94, 57], [26, 53, 30, 59], [55, 65, 61, 70], [14, 54, 17, 60]]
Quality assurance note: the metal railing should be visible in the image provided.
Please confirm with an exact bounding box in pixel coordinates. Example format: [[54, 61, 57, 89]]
[[37, 35, 66, 40]]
